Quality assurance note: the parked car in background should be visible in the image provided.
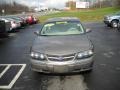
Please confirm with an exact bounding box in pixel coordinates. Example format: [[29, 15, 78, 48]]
[[5, 17, 21, 31], [26, 15, 39, 24], [33, 16, 39, 24], [18, 16, 27, 26], [0, 20, 8, 38], [26, 15, 34, 25], [104, 11, 120, 28], [30, 17, 94, 73], [8, 16, 26, 27], [0, 18, 11, 32]]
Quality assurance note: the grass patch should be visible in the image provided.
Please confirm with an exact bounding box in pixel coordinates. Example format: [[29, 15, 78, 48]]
[[39, 7, 120, 23]]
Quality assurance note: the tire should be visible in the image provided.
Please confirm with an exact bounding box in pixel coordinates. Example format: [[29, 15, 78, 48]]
[[111, 20, 119, 28], [117, 23, 120, 31]]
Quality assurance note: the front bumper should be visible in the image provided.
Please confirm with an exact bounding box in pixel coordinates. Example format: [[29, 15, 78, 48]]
[[30, 57, 94, 73], [104, 20, 111, 25]]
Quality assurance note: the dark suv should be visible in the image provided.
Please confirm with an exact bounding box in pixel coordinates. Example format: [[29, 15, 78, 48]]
[[0, 20, 8, 38]]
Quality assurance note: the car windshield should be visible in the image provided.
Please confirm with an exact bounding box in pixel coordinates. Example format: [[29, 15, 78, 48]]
[[41, 21, 85, 36], [5, 18, 15, 21], [11, 17, 21, 20]]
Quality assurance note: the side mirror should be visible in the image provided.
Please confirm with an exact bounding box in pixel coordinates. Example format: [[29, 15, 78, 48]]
[[86, 28, 91, 33], [34, 31, 40, 36]]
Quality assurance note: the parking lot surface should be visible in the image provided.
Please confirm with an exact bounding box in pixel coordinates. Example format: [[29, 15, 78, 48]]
[[0, 22, 120, 90]]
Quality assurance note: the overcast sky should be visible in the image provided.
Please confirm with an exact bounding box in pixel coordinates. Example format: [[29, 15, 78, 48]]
[[0, 0, 93, 9], [16, 0, 69, 9]]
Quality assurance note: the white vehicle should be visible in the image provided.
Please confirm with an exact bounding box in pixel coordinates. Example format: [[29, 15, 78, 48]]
[[104, 11, 120, 28], [5, 18, 21, 31]]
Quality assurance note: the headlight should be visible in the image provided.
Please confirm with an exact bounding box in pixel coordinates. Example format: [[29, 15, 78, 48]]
[[30, 52, 45, 60], [77, 50, 93, 59], [106, 16, 111, 20]]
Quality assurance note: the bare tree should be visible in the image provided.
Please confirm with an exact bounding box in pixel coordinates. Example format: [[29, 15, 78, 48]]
[[0, 1, 29, 15], [116, 0, 120, 6], [90, 0, 120, 8]]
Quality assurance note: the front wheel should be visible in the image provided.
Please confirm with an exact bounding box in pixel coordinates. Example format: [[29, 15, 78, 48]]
[[117, 23, 120, 31], [111, 20, 118, 28]]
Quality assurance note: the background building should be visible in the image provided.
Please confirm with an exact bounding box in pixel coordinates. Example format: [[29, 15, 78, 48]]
[[76, 1, 90, 9], [65, 0, 90, 10]]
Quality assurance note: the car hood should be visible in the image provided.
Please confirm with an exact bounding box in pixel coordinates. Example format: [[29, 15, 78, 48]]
[[105, 14, 120, 17], [32, 35, 92, 55]]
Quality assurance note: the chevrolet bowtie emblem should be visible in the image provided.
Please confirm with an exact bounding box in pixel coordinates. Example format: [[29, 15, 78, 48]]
[[58, 56, 64, 61]]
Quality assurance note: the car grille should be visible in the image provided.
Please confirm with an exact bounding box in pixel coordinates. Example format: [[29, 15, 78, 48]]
[[47, 54, 75, 62]]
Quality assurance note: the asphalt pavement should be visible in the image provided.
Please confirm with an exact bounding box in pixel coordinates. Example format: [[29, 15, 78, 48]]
[[0, 22, 120, 90]]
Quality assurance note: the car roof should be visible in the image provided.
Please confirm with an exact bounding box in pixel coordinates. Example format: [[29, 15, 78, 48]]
[[45, 17, 80, 23]]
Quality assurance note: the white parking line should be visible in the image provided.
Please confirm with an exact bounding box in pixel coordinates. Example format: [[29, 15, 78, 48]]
[[0, 64, 26, 89], [0, 64, 11, 78]]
